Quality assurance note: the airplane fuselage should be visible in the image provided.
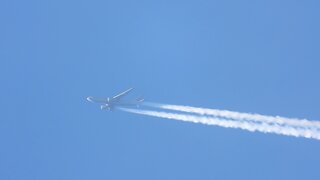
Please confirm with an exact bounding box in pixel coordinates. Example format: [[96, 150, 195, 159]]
[[86, 88, 144, 111]]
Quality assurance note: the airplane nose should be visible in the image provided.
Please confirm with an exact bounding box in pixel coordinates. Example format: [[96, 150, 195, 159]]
[[86, 97, 93, 102]]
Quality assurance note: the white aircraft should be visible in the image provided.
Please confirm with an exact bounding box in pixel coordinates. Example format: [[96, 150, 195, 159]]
[[87, 88, 144, 111]]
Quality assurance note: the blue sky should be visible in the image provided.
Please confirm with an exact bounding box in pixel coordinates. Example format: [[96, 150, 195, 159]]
[[1, 0, 320, 179]]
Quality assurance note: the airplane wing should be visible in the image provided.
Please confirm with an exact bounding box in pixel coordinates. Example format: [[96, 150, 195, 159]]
[[111, 88, 134, 101]]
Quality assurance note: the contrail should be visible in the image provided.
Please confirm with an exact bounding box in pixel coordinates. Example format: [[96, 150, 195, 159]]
[[144, 102, 320, 128], [120, 107, 320, 140]]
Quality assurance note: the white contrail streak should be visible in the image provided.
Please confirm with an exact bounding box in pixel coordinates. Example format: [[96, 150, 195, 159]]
[[120, 108, 320, 140], [144, 102, 320, 128]]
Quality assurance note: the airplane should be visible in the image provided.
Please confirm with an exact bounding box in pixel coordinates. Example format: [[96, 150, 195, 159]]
[[86, 88, 144, 111]]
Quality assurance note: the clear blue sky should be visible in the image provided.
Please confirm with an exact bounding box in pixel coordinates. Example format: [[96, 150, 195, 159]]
[[1, 0, 320, 179]]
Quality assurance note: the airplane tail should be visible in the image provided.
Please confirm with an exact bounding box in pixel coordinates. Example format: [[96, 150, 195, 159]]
[[136, 97, 144, 108], [136, 97, 144, 102]]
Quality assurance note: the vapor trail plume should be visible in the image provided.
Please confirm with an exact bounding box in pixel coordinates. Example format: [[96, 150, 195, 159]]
[[145, 102, 320, 128], [120, 108, 320, 140]]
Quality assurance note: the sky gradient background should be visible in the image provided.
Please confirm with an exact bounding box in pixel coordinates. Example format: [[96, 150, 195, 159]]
[[1, 0, 320, 179]]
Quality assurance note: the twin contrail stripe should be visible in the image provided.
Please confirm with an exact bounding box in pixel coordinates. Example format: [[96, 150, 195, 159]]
[[120, 107, 320, 140], [144, 102, 320, 128]]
